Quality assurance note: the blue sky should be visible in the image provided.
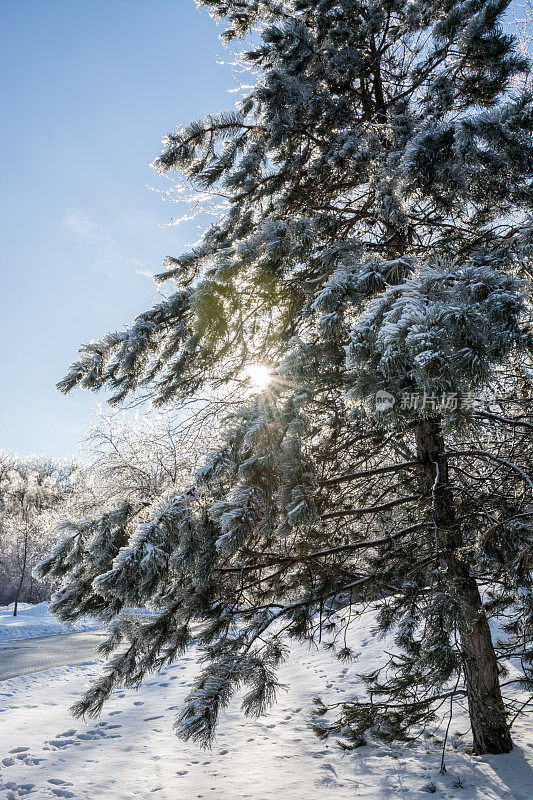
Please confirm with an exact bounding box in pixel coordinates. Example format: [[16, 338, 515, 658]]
[[0, 0, 236, 459]]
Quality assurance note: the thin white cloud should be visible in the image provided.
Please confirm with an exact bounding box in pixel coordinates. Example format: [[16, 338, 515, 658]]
[[60, 210, 119, 277], [60, 211, 113, 246], [60, 212, 158, 286]]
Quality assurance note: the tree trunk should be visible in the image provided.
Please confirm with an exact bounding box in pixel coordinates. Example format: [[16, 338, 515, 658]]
[[415, 417, 512, 755], [13, 566, 25, 617], [13, 526, 29, 618]]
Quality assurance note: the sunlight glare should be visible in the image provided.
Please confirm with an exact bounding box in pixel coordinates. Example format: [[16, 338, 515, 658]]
[[246, 364, 272, 392]]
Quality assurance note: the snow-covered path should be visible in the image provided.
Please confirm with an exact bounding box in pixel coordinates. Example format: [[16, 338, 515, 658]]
[[2, 635, 533, 800], [0, 604, 99, 644], [0, 632, 106, 680]]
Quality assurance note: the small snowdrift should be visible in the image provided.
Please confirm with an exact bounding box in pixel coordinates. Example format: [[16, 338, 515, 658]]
[[0, 603, 99, 643]]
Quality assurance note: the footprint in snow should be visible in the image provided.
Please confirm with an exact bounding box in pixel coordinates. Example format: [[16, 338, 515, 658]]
[[9, 747, 29, 754], [143, 716, 164, 721], [133, 701, 144, 706], [176, 771, 188, 776], [3, 783, 35, 798], [44, 737, 80, 750], [77, 730, 121, 742], [51, 789, 75, 798], [22, 753, 44, 766], [312, 750, 331, 758], [15, 752, 33, 762], [109, 710, 122, 716], [48, 779, 72, 786]]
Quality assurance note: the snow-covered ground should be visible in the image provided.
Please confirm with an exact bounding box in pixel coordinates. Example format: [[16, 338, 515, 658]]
[[0, 603, 99, 643], [1, 617, 533, 800]]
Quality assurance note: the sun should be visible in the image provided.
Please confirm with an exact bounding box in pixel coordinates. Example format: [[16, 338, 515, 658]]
[[246, 364, 272, 392]]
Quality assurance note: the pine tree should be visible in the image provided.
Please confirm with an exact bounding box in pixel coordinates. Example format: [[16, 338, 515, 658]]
[[39, 0, 533, 756]]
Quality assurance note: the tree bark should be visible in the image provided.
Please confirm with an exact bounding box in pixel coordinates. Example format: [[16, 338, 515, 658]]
[[13, 524, 29, 618], [415, 417, 512, 755]]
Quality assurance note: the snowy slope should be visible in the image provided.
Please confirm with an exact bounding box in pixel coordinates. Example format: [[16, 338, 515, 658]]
[[1, 615, 532, 800], [0, 603, 99, 643]]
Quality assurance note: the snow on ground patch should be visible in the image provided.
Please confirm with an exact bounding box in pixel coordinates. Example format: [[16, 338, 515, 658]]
[[2, 626, 533, 800], [0, 603, 99, 643]]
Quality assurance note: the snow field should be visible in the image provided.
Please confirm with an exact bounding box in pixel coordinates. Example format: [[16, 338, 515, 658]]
[[2, 619, 533, 799]]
